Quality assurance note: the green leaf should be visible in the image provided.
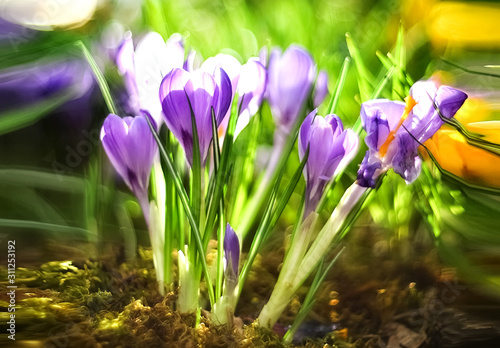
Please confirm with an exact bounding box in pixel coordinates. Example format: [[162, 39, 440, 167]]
[[145, 116, 216, 306], [185, 91, 202, 226], [327, 57, 350, 115]]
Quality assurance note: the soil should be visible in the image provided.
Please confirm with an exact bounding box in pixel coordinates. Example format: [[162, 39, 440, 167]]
[[1, 225, 500, 347]]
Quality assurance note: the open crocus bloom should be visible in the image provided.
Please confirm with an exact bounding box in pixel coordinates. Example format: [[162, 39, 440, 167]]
[[299, 110, 359, 216], [357, 80, 468, 188], [116, 32, 185, 126], [101, 114, 158, 220], [159, 68, 232, 166]]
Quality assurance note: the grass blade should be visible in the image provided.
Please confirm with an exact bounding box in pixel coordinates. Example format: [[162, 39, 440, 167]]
[[75, 40, 118, 115]]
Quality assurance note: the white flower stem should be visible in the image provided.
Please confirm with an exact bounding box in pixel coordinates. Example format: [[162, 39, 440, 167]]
[[258, 183, 367, 328]]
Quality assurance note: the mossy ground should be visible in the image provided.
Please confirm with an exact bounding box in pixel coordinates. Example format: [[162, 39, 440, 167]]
[[1, 227, 499, 347]]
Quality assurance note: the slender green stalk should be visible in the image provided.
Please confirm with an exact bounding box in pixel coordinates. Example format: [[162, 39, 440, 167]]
[[210, 108, 226, 300], [75, 41, 118, 115], [327, 57, 350, 115], [146, 117, 215, 306]]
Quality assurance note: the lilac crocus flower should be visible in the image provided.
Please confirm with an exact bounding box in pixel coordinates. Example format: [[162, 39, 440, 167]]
[[224, 223, 240, 292], [116, 31, 185, 126], [159, 68, 232, 166], [357, 80, 468, 188], [101, 113, 158, 221], [267, 45, 316, 134], [299, 110, 359, 216], [201, 54, 267, 137]]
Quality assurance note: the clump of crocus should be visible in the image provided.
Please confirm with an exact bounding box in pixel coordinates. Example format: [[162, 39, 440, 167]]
[[100, 113, 158, 220], [116, 32, 186, 126], [159, 67, 232, 166], [201, 54, 267, 137], [357, 80, 468, 188]]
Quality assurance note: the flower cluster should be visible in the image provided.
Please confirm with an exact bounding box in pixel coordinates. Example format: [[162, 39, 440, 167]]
[[99, 30, 470, 338]]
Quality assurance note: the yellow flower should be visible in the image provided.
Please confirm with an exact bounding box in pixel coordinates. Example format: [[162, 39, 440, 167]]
[[424, 98, 500, 188], [427, 2, 500, 48]]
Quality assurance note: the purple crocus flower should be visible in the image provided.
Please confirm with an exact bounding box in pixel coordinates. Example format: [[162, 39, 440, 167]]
[[159, 67, 232, 166], [116, 31, 185, 126], [201, 54, 267, 137], [101, 113, 158, 221], [299, 110, 359, 216], [224, 223, 240, 292], [267, 45, 316, 134], [357, 80, 468, 188]]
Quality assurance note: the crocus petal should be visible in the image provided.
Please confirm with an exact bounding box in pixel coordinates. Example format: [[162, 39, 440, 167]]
[[185, 70, 218, 164], [116, 32, 139, 111], [436, 86, 468, 119], [360, 100, 406, 150], [236, 58, 267, 136], [211, 67, 233, 125], [405, 81, 468, 143], [160, 67, 231, 166], [224, 223, 240, 290], [268, 45, 316, 133], [134, 32, 169, 126], [391, 133, 422, 184], [357, 152, 383, 188], [298, 110, 317, 161], [160, 68, 195, 165], [313, 70, 328, 107], [201, 53, 241, 96]]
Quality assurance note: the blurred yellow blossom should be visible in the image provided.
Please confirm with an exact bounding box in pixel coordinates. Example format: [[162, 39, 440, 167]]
[[424, 98, 500, 188], [428, 2, 500, 48]]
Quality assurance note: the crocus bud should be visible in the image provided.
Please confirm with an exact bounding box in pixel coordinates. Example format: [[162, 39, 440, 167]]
[[101, 113, 158, 220], [159, 68, 232, 166], [299, 110, 359, 216], [224, 223, 240, 292], [357, 80, 468, 187], [267, 45, 316, 134]]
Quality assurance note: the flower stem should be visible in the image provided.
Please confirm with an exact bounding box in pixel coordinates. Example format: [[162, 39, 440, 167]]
[[258, 182, 367, 328]]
